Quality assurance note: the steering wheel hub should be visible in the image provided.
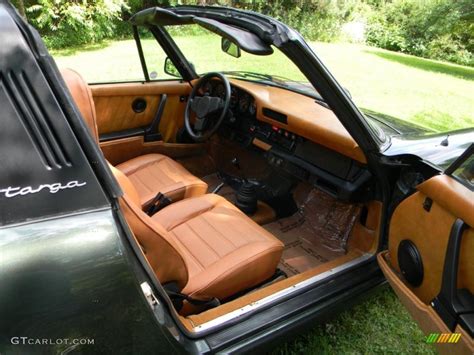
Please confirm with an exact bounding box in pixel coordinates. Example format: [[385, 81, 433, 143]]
[[184, 72, 231, 142]]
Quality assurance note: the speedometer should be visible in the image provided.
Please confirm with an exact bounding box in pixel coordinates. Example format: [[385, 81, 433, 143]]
[[239, 93, 250, 113]]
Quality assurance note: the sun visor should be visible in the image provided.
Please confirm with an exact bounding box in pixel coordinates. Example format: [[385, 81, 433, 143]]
[[130, 7, 273, 56]]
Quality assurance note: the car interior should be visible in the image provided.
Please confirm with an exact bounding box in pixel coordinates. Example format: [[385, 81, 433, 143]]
[[60, 65, 383, 331], [0, 1, 471, 350]]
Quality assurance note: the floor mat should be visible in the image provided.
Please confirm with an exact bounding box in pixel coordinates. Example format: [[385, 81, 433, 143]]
[[264, 188, 361, 276]]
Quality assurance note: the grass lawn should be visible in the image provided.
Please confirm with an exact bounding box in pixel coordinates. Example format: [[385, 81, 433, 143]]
[[50, 37, 470, 353], [52, 36, 474, 132], [275, 286, 436, 354]]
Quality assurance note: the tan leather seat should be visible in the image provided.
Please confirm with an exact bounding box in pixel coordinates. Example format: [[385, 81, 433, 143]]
[[116, 154, 208, 207], [61, 68, 208, 206], [111, 164, 284, 308]]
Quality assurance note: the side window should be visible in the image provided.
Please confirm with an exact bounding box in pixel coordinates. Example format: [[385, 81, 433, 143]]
[[451, 153, 473, 188], [447, 144, 473, 189], [140, 29, 182, 81], [53, 39, 146, 84]]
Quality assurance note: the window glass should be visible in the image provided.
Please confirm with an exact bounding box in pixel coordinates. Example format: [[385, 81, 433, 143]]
[[53, 39, 145, 83], [140, 31, 182, 80], [167, 25, 312, 96], [451, 153, 473, 188]]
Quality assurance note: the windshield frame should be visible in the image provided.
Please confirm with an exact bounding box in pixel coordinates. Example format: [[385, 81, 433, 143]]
[[144, 12, 381, 155]]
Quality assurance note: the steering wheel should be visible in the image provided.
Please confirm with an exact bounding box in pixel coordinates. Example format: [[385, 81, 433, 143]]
[[184, 72, 231, 142]]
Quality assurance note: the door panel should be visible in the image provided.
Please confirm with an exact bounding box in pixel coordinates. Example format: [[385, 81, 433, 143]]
[[380, 173, 473, 352], [378, 252, 474, 354], [387, 175, 473, 304], [91, 81, 191, 142]]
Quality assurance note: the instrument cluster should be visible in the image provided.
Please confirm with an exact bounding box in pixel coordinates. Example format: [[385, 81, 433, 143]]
[[203, 81, 257, 117]]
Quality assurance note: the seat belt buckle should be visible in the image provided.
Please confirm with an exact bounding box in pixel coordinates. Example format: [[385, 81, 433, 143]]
[[146, 192, 172, 216]]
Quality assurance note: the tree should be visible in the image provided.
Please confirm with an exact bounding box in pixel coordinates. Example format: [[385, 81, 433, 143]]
[[12, 0, 26, 19]]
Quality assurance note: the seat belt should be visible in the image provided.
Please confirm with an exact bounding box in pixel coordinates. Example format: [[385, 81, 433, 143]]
[[146, 192, 172, 216]]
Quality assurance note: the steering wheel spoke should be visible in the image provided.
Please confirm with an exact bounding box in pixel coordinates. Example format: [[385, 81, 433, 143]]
[[194, 117, 208, 132]]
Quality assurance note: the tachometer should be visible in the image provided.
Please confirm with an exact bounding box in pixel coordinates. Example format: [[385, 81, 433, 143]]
[[214, 83, 226, 99]]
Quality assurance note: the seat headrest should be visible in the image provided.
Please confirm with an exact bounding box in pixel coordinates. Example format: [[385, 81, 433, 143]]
[[60, 68, 99, 144]]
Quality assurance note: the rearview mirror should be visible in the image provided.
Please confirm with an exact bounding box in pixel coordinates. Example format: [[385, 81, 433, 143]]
[[221, 38, 241, 58], [164, 57, 180, 77]]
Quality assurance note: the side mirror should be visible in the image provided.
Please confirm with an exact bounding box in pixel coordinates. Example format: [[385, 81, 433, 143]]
[[221, 38, 241, 58], [164, 57, 180, 78]]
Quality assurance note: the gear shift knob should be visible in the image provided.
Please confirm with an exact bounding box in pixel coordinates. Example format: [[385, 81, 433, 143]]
[[231, 157, 240, 170]]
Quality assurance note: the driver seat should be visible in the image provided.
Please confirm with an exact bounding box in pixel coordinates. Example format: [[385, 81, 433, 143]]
[[60, 68, 208, 207]]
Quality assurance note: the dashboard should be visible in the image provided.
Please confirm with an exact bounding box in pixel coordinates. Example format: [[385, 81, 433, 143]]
[[204, 79, 371, 201]]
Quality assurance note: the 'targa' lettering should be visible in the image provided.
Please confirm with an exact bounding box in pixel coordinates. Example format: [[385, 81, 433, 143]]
[[0, 181, 87, 198]]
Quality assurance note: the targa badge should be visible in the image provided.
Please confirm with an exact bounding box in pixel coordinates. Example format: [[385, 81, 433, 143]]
[[0, 181, 87, 198]]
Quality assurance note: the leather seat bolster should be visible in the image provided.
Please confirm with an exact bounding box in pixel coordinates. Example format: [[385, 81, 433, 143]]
[[152, 194, 221, 231], [108, 163, 141, 206], [60, 68, 99, 144], [119, 195, 189, 288], [117, 153, 208, 207], [116, 154, 168, 175]]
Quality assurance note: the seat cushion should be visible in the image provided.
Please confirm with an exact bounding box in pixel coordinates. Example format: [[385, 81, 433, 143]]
[[152, 194, 284, 301], [116, 154, 208, 207]]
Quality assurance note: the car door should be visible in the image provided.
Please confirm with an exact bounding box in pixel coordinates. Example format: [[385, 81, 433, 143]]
[[57, 26, 199, 166], [378, 144, 473, 354]]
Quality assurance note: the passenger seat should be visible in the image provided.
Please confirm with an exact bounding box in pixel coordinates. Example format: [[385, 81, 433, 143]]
[[60, 68, 208, 207]]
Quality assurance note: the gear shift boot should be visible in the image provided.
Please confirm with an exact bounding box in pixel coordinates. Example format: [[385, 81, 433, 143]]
[[235, 182, 258, 215]]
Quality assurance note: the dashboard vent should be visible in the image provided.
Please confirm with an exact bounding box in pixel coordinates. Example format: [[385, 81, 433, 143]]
[[262, 108, 287, 124]]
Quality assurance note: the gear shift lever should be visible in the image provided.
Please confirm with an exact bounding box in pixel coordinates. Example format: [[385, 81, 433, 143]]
[[231, 157, 240, 170]]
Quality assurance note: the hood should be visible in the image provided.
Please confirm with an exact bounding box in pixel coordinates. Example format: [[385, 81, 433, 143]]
[[383, 128, 474, 170], [361, 109, 432, 136], [363, 110, 473, 170]]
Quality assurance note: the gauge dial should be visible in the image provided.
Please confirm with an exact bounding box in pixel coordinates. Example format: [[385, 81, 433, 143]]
[[230, 87, 238, 108], [239, 93, 250, 113], [248, 100, 257, 116], [202, 81, 213, 95], [214, 83, 226, 98]]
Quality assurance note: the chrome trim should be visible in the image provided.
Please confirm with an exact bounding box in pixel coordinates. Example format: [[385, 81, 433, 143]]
[[193, 253, 372, 333]]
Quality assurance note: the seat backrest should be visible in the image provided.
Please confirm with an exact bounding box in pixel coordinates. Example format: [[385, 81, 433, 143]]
[[61, 69, 189, 288], [60, 68, 99, 144], [108, 164, 189, 288]]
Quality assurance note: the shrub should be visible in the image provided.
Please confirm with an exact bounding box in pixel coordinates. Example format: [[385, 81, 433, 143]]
[[14, 0, 474, 66], [366, 0, 473, 66], [26, 0, 128, 48]]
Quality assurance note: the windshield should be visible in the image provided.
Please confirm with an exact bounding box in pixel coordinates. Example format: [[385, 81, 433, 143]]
[[167, 24, 473, 137], [167, 25, 316, 98]]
